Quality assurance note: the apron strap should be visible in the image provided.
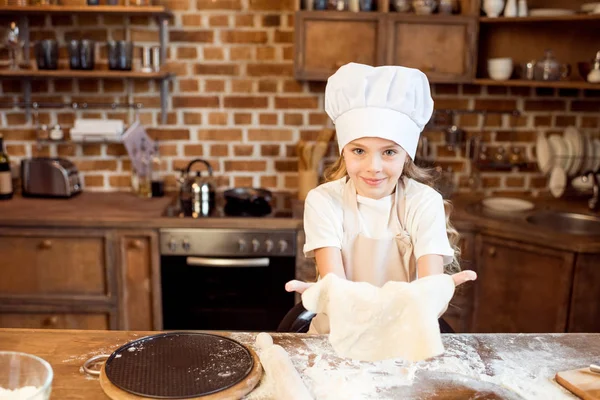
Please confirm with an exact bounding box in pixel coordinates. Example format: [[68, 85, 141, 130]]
[[342, 178, 361, 235]]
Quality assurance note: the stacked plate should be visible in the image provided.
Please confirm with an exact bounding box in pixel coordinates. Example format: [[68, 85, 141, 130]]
[[536, 126, 600, 198]]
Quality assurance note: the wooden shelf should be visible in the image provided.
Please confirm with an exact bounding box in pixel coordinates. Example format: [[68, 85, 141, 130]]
[[0, 5, 172, 17], [480, 13, 600, 23], [0, 69, 173, 80], [474, 78, 600, 90]]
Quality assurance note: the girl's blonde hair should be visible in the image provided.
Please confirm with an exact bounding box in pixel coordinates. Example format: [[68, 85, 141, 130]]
[[324, 154, 461, 275]]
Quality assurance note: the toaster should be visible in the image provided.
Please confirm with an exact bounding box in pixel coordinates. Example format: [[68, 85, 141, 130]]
[[21, 158, 82, 198]]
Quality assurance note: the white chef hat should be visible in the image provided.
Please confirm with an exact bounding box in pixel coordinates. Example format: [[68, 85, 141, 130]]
[[325, 63, 434, 160]]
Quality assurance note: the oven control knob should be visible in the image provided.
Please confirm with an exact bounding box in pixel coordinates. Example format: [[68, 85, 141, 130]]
[[168, 238, 177, 252], [182, 239, 191, 252], [238, 239, 247, 252], [265, 239, 274, 252], [278, 240, 288, 253], [252, 239, 260, 252]]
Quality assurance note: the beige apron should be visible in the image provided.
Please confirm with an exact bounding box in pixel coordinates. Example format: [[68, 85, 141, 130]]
[[309, 177, 417, 334]]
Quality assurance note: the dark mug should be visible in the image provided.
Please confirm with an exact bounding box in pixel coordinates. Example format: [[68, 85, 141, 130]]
[[35, 40, 59, 70], [68, 40, 80, 69], [359, 0, 374, 10], [79, 39, 95, 70], [107, 40, 133, 71]]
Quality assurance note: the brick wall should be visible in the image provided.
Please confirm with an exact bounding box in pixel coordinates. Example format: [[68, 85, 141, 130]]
[[0, 0, 599, 198]]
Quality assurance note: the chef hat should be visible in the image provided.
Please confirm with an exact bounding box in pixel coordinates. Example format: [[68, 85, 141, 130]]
[[325, 63, 434, 160]]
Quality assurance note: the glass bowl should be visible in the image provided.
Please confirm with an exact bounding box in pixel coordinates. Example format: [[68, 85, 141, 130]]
[[0, 352, 53, 400]]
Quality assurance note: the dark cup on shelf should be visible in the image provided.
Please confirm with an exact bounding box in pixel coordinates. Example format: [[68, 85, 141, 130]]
[[79, 40, 95, 70], [68, 40, 80, 69], [313, 0, 327, 9], [359, 0, 374, 10], [35, 39, 59, 70], [107, 40, 133, 71]]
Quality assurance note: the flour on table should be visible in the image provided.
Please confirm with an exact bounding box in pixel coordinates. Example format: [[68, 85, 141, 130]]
[[0, 386, 40, 400]]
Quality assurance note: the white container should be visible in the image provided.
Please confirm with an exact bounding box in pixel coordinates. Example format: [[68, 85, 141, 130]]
[[483, 0, 505, 17], [504, 0, 517, 16], [518, 0, 528, 16], [488, 57, 513, 80]]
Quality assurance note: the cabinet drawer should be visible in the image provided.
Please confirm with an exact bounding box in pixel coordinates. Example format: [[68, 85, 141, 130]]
[[0, 234, 109, 296], [0, 312, 110, 330]]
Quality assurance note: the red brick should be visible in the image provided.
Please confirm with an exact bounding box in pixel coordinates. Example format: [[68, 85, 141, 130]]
[[203, 47, 225, 60], [258, 80, 278, 92], [205, 79, 226, 92], [309, 113, 328, 125], [84, 175, 105, 187], [173, 96, 220, 108], [184, 145, 204, 156], [208, 112, 228, 125], [6, 144, 26, 156], [555, 115, 576, 127], [194, 63, 239, 75], [234, 176, 254, 187], [5, 113, 26, 125], [0, 129, 36, 141], [274, 160, 296, 172], [103, 80, 125, 93], [274, 30, 293, 43], [261, 144, 280, 156], [235, 113, 253, 124], [248, 0, 294, 10], [283, 80, 304, 93], [106, 144, 128, 156], [224, 96, 268, 108], [256, 46, 276, 61], [284, 113, 304, 125], [230, 47, 254, 61], [211, 144, 229, 156], [275, 96, 319, 109], [221, 30, 268, 44], [147, 128, 190, 140], [261, 15, 280, 27], [282, 45, 294, 61], [247, 63, 293, 77], [434, 98, 470, 110], [260, 113, 278, 125], [108, 175, 131, 188], [234, 145, 254, 156], [260, 175, 277, 187], [179, 79, 199, 92], [197, 0, 241, 9], [184, 113, 202, 125], [159, 144, 179, 156], [76, 160, 118, 172], [177, 47, 198, 59], [81, 144, 102, 156], [571, 101, 600, 112], [231, 80, 255, 93], [474, 99, 517, 111], [235, 15, 256, 27], [534, 115, 552, 126], [170, 30, 213, 43], [224, 160, 266, 172], [209, 15, 230, 27], [433, 84, 459, 95], [182, 15, 202, 26], [524, 100, 566, 112], [198, 129, 243, 141], [248, 129, 293, 141]]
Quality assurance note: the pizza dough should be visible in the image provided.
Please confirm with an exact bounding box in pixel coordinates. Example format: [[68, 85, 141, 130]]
[[301, 273, 455, 362]]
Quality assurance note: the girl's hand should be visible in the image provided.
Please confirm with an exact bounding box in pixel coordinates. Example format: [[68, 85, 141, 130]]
[[285, 270, 477, 295]]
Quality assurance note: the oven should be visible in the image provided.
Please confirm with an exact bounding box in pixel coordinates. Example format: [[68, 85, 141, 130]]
[[159, 228, 296, 332]]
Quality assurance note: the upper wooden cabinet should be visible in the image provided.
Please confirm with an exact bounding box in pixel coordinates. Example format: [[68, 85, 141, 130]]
[[294, 11, 386, 81], [294, 11, 477, 82], [386, 15, 477, 82]]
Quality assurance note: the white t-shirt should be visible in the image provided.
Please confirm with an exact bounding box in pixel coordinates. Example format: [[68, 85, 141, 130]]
[[303, 177, 455, 266]]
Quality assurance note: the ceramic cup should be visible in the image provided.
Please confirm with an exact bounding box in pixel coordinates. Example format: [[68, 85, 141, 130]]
[[483, 0, 504, 17], [488, 57, 513, 80]]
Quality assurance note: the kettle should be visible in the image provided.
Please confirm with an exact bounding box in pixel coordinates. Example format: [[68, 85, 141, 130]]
[[178, 158, 216, 217]]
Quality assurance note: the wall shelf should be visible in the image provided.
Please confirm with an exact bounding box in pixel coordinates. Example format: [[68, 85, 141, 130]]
[[0, 5, 172, 17], [474, 79, 600, 90], [0, 69, 173, 80], [480, 14, 600, 23]]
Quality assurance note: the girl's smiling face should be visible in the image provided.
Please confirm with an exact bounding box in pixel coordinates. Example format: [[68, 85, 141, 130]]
[[343, 137, 408, 199]]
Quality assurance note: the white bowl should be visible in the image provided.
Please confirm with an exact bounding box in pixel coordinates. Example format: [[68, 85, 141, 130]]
[[0, 352, 53, 400], [483, 0, 505, 17], [488, 58, 513, 80]]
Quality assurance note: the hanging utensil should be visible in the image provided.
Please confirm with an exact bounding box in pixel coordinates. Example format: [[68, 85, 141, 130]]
[[303, 142, 314, 171], [311, 141, 329, 170]]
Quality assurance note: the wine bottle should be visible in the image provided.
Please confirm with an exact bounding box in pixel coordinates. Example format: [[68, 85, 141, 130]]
[[0, 133, 13, 200]]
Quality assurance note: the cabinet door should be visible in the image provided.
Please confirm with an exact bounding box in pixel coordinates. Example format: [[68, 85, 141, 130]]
[[472, 235, 574, 333], [444, 230, 476, 333], [0, 229, 113, 298], [117, 231, 162, 331], [0, 312, 110, 330], [568, 253, 600, 333], [295, 11, 386, 81], [386, 15, 477, 82]]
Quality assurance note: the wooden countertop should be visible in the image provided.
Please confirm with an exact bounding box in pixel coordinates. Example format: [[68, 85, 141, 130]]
[[0, 192, 302, 231], [1, 191, 599, 252], [1, 328, 596, 399]]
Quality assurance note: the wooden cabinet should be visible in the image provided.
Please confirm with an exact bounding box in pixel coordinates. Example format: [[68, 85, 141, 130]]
[[0, 229, 113, 298], [568, 253, 600, 333], [0, 228, 161, 331], [117, 231, 162, 331], [386, 15, 477, 82], [294, 11, 477, 82], [444, 229, 477, 333], [294, 11, 386, 81], [471, 235, 575, 333]]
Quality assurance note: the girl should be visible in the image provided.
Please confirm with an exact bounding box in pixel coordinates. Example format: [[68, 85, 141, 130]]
[[286, 62, 477, 333]]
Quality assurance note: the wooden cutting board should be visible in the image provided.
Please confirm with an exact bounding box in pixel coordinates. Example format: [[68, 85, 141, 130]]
[[556, 368, 600, 400]]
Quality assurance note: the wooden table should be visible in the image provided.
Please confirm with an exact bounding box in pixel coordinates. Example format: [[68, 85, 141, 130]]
[[1, 329, 598, 399]]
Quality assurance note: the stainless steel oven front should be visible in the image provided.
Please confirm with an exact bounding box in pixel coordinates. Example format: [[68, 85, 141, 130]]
[[159, 228, 297, 331]]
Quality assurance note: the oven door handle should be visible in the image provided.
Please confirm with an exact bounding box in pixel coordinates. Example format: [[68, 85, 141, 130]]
[[186, 256, 270, 268]]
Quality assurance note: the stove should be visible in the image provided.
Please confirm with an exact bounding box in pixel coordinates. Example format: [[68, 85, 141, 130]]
[[159, 193, 298, 332]]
